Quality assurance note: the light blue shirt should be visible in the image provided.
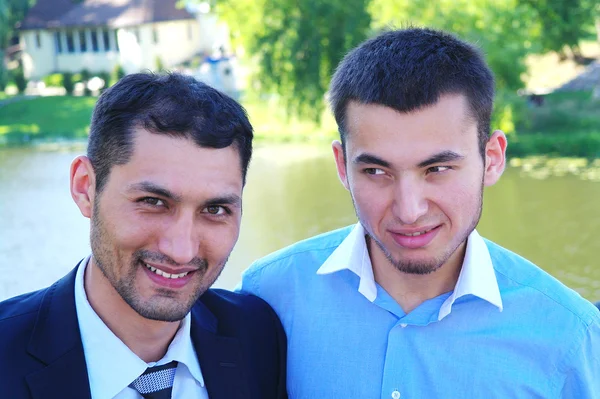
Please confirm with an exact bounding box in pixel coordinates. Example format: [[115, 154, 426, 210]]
[[74, 257, 210, 399], [239, 223, 600, 398]]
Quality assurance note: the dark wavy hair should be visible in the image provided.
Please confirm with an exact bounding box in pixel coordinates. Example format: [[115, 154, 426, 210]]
[[87, 72, 253, 193], [329, 27, 495, 157]]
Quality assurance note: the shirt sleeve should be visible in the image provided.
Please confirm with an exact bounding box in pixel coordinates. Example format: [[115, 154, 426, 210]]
[[560, 314, 600, 398]]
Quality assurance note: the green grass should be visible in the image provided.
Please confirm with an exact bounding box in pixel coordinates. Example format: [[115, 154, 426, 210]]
[[0, 96, 97, 145]]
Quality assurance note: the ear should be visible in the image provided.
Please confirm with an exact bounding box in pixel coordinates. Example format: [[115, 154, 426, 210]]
[[483, 130, 507, 187], [332, 140, 350, 191], [70, 156, 96, 218]]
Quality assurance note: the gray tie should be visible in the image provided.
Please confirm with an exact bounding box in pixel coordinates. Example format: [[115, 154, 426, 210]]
[[130, 361, 178, 399]]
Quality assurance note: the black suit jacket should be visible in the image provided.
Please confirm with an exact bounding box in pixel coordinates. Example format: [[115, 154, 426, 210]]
[[0, 263, 287, 399]]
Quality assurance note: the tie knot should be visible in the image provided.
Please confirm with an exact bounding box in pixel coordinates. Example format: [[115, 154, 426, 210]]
[[130, 360, 178, 398]]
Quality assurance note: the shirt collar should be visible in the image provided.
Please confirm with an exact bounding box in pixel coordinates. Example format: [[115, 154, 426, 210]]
[[317, 223, 378, 301], [74, 257, 205, 399], [316, 223, 503, 319]]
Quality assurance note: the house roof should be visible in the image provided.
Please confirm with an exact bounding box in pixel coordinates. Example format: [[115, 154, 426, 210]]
[[20, 0, 196, 30]]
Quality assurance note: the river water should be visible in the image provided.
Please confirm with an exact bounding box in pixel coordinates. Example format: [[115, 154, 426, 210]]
[[1, 144, 599, 302]]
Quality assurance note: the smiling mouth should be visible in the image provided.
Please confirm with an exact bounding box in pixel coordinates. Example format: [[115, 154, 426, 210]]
[[143, 262, 190, 279], [396, 227, 437, 237]]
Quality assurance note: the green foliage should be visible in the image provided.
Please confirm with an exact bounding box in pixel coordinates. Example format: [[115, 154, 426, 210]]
[[0, 0, 36, 48], [155, 56, 164, 72], [42, 73, 64, 87], [518, 0, 598, 56], [80, 69, 92, 96], [11, 62, 26, 93], [97, 71, 110, 92], [508, 132, 600, 158], [217, 0, 371, 122], [369, 0, 541, 90], [62, 72, 75, 95], [521, 90, 600, 134], [491, 90, 530, 135], [111, 64, 125, 85]]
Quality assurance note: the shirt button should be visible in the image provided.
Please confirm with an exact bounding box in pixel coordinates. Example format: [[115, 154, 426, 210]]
[[400, 323, 408, 328], [392, 390, 401, 399]]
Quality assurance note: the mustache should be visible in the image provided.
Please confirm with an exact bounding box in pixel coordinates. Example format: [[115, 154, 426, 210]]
[[133, 249, 208, 271]]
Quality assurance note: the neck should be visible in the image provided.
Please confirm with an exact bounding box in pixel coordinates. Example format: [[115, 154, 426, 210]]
[[370, 239, 465, 314], [84, 258, 180, 363]]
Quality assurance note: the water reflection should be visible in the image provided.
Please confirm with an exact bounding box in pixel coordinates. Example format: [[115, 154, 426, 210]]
[[0, 145, 598, 302]]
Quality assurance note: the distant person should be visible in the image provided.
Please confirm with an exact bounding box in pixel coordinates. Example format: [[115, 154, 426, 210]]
[[0, 73, 287, 399], [239, 28, 600, 398]]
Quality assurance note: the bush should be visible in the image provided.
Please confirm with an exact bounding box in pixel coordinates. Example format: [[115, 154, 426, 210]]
[[12, 64, 27, 94], [80, 69, 92, 96], [508, 132, 600, 159], [111, 64, 125, 85], [62, 72, 75, 95], [491, 90, 530, 136], [97, 71, 111, 92], [0, 67, 8, 92], [42, 73, 64, 87]]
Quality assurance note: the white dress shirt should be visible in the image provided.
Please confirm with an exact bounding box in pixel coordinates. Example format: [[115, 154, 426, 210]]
[[74, 257, 210, 399]]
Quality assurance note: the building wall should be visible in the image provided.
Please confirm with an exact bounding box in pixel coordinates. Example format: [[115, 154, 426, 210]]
[[21, 19, 200, 80]]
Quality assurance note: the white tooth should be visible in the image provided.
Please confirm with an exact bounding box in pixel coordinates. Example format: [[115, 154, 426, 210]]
[[162, 271, 172, 278], [155, 269, 164, 276]]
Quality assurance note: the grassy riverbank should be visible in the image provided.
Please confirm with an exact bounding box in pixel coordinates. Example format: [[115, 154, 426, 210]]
[[1, 94, 599, 159]]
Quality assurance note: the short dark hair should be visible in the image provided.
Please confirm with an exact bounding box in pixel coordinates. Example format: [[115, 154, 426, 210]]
[[87, 72, 253, 193], [329, 28, 495, 157]]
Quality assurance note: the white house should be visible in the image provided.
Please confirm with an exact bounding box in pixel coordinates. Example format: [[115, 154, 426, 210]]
[[19, 0, 224, 80]]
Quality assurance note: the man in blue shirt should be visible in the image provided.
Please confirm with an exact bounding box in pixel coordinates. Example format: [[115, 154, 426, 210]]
[[239, 28, 600, 398]]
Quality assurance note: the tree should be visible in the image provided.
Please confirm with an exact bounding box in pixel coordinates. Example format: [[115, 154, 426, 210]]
[[369, 0, 541, 90], [519, 0, 598, 59], [217, 0, 371, 122], [0, 0, 36, 91]]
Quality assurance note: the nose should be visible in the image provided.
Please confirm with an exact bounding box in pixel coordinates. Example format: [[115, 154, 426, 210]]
[[157, 212, 198, 265], [392, 176, 429, 225]]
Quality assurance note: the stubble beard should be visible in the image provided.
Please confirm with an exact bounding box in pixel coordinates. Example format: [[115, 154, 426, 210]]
[[353, 184, 484, 276], [90, 199, 220, 322]]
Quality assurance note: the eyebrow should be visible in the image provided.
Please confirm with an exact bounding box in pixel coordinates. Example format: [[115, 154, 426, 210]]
[[204, 195, 242, 208], [353, 153, 391, 168], [128, 181, 182, 202], [417, 151, 465, 168]]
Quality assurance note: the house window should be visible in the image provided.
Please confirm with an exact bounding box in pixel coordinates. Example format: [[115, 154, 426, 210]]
[[79, 30, 87, 52], [152, 27, 158, 44], [91, 30, 99, 52], [54, 31, 62, 53], [35, 32, 41, 48], [66, 31, 75, 53], [188, 23, 193, 40], [102, 29, 110, 51], [134, 28, 140, 43]]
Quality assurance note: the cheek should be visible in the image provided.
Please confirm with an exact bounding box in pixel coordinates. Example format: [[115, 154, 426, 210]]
[[350, 180, 392, 227], [199, 223, 240, 262]]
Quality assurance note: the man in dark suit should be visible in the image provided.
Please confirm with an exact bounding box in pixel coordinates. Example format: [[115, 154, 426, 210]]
[[0, 73, 287, 399]]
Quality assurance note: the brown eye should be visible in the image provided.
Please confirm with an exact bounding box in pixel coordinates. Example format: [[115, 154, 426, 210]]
[[205, 205, 224, 215]]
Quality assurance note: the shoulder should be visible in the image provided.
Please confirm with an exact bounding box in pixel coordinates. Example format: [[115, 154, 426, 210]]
[[242, 225, 353, 285], [485, 239, 600, 326], [0, 288, 48, 336]]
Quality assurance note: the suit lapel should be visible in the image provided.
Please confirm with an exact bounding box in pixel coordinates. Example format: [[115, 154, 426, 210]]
[[26, 263, 92, 399], [190, 302, 249, 399]]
